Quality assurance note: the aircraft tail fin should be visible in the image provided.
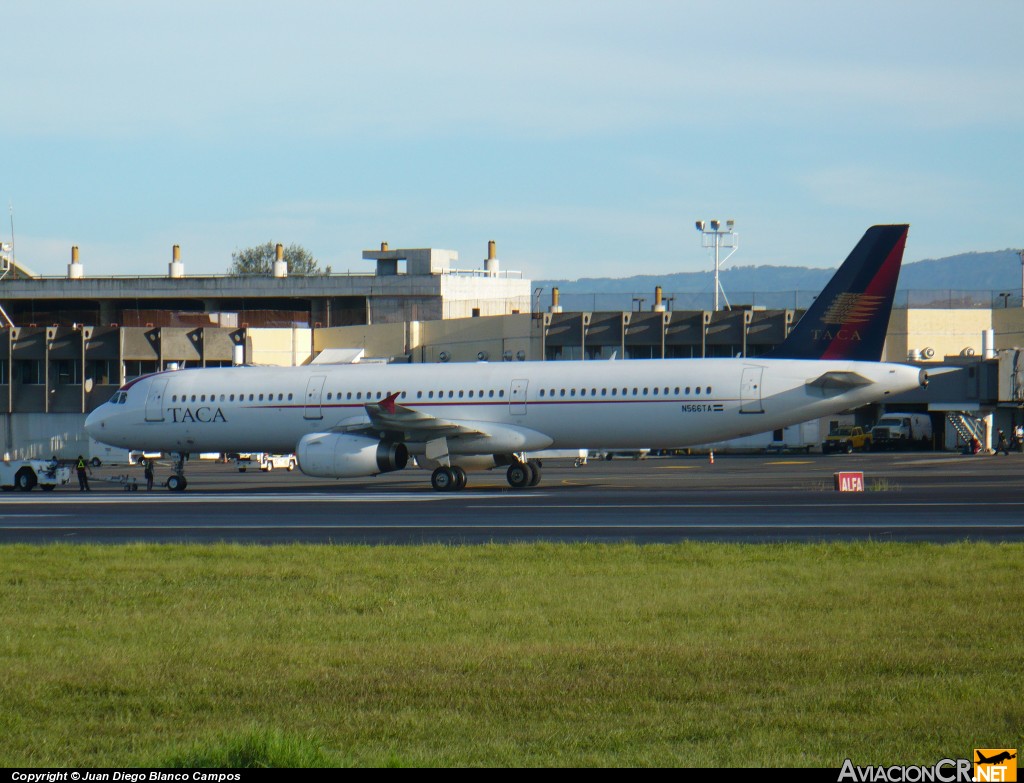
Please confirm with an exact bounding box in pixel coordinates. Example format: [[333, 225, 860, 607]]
[[768, 224, 909, 362]]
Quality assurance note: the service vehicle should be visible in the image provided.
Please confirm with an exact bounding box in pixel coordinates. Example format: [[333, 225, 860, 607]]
[[870, 412, 933, 450], [236, 453, 297, 472], [0, 459, 73, 491], [822, 425, 872, 454]]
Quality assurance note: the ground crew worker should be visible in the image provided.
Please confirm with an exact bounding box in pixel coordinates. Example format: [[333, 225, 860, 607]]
[[75, 455, 92, 491], [996, 430, 1011, 456], [144, 459, 154, 491]]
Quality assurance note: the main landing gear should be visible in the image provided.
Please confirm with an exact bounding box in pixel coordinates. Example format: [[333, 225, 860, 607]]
[[506, 459, 542, 489], [428, 459, 542, 492], [430, 465, 468, 492]]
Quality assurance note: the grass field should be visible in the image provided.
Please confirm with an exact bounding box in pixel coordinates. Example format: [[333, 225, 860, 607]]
[[0, 542, 1021, 767]]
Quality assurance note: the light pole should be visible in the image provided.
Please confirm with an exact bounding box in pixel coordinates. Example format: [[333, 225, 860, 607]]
[[1019, 250, 1024, 307], [695, 219, 739, 312]]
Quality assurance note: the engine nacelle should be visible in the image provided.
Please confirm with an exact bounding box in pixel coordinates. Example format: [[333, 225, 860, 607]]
[[296, 432, 408, 478]]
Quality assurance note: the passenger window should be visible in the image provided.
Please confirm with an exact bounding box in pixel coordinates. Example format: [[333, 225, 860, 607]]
[[706, 387, 711, 394], [695, 387, 701, 395], [499, 390, 505, 397], [459, 391, 465, 398], [428, 391, 434, 399], [356, 392, 362, 400], [539, 389, 545, 397], [570, 389, 576, 397], [579, 388, 585, 397], [685, 387, 691, 394], [258, 394, 264, 401], [401, 392, 407, 399], [448, 391, 454, 398], [288, 393, 293, 401], [653, 388, 659, 396]]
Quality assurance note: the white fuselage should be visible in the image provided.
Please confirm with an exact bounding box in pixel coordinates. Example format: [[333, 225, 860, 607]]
[[85, 358, 923, 458]]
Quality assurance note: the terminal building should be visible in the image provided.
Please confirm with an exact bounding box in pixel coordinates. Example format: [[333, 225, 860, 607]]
[[1, 240, 1022, 459]]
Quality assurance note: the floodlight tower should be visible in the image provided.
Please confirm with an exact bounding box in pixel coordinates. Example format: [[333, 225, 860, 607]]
[[694, 218, 739, 312], [1019, 250, 1024, 308]]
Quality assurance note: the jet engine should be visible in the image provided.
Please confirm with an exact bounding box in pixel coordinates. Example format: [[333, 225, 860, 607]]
[[296, 432, 408, 478]]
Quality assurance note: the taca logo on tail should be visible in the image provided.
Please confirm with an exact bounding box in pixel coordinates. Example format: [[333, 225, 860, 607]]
[[769, 224, 909, 362]]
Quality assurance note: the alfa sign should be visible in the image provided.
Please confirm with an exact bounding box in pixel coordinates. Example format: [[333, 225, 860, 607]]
[[834, 471, 865, 492]]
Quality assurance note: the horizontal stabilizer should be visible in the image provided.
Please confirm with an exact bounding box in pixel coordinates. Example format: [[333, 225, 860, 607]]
[[806, 371, 874, 393]]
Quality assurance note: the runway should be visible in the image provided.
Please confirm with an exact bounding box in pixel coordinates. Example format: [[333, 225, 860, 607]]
[[1, 452, 1022, 544]]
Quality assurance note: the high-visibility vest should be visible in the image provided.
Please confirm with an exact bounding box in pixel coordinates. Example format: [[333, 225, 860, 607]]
[[76, 458, 86, 470]]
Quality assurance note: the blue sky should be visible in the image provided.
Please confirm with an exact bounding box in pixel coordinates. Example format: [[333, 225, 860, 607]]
[[3, 1, 1022, 280]]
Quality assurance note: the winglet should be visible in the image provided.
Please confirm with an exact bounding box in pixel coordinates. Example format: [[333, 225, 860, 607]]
[[378, 391, 401, 414], [768, 224, 909, 362]]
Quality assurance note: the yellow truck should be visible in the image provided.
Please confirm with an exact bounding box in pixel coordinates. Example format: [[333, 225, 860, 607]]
[[821, 425, 872, 454]]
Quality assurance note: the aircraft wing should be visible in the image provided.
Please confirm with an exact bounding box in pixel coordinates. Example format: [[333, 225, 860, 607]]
[[334, 392, 488, 443]]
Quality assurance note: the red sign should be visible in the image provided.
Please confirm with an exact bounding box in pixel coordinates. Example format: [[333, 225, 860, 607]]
[[834, 471, 864, 492]]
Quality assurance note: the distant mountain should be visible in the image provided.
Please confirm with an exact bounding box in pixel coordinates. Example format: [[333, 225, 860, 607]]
[[538, 250, 1021, 294], [535, 250, 1022, 311]]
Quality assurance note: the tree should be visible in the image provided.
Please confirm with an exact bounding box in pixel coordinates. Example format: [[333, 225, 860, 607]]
[[229, 242, 322, 276]]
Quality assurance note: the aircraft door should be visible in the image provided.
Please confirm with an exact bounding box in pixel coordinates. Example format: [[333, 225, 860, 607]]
[[304, 376, 326, 420], [145, 377, 169, 422], [509, 379, 528, 415], [740, 366, 764, 414]]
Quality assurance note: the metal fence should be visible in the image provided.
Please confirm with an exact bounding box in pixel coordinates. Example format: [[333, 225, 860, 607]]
[[544, 290, 1015, 313]]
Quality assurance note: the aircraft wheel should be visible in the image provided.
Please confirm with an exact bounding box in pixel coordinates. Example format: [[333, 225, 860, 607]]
[[845, 442, 854, 454], [431, 466, 456, 492], [452, 466, 468, 490], [90, 457, 102, 467], [265, 462, 273, 472], [527, 461, 542, 486], [288, 460, 296, 472], [167, 474, 188, 492], [506, 463, 531, 489]]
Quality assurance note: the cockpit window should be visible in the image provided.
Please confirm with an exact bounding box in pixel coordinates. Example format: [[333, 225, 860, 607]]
[[109, 391, 128, 404]]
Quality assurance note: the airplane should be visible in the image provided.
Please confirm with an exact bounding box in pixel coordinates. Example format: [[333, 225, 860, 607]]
[[976, 752, 1016, 765], [85, 224, 928, 492]]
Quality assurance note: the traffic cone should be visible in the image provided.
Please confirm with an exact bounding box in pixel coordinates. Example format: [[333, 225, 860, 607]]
[[709, 450, 715, 465]]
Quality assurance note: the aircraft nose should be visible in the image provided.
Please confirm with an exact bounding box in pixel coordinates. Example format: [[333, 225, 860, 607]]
[[84, 407, 105, 439]]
